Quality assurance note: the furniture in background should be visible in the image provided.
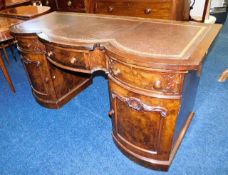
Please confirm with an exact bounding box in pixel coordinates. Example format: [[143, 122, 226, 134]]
[[0, 5, 50, 19], [4, 0, 31, 8], [11, 12, 221, 170], [0, 0, 16, 64], [218, 69, 228, 82], [0, 0, 6, 9], [0, 16, 22, 92], [35, 0, 191, 21], [0, 6, 50, 92]]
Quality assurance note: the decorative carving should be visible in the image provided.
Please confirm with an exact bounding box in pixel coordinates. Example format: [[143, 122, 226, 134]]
[[112, 93, 168, 117], [22, 56, 41, 67], [17, 39, 45, 53], [108, 59, 121, 76]]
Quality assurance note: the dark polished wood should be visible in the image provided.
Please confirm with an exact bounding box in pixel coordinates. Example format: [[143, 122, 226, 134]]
[[10, 12, 221, 170], [0, 0, 6, 10], [0, 16, 22, 92], [0, 5, 50, 20], [92, 0, 190, 20], [37, 0, 190, 21]]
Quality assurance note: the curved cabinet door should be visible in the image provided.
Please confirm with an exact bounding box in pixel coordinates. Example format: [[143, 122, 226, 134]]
[[21, 53, 52, 100], [109, 78, 181, 170]]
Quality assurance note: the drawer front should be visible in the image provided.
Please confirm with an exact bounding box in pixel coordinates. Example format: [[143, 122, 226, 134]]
[[94, 0, 172, 19], [45, 45, 89, 70], [56, 0, 85, 12], [41, 0, 57, 10], [108, 58, 184, 95], [16, 36, 45, 53]]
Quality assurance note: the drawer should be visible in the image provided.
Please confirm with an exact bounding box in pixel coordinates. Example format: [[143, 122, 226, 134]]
[[94, 0, 172, 19], [41, 0, 57, 10], [16, 36, 45, 53], [56, 0, 85, 12], [45, 45, 89, 70], [108, 58, 184, 95]]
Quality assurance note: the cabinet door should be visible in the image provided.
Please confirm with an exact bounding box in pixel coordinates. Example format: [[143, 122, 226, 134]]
[[109, 78, 180, 160], [21, 53, 54, 100]]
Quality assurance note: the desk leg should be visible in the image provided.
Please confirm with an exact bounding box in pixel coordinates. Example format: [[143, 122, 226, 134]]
[[0, 53, 15, 92]]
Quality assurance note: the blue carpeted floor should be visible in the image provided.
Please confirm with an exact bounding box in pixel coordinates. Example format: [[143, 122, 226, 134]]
[[0, 20, 228, 175]]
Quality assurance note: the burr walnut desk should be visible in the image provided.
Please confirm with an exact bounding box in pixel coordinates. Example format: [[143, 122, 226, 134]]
[[10, 12, 221, 171]]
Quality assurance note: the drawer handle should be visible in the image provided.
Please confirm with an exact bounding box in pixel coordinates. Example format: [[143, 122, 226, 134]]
[[108, 6, 114, 13], [144, 8, 152, 15], [67, 0, 72, 6], [153, 80, 162, 90], [52, 75, 56, 80], [46, 0, 49, 5], [70, 57, 78, 64], [26, 43, 31, 48], [113, 68, 121, 76], [45, 77, 49, 83], [112, 93, 168, 117]]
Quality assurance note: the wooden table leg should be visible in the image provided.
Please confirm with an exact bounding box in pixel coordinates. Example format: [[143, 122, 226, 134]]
[[218, 69, 228, 82], [2, 47, 10, 65], [0, 53, 15, 92]]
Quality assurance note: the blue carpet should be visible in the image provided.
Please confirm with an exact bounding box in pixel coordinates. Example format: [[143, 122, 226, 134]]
[[0, 20, 228, 175]]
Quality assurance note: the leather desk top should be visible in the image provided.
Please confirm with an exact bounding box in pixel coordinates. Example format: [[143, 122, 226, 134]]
[[0, 16, 22, 42], [10, 12, 221, 70], [0, 5, 50, 19]]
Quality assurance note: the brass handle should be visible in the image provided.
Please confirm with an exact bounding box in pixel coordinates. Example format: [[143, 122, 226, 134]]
[[70, 57, 78, 64], [52, 75, 56, 80], [67, 0, 72, 7], [108, 6, 114, 13], [153, 80, 162, 90], [113, 68, 121, 76], [26, 43, 31, 48], [45, 77, 49, 83], [144, 8, 152, 15], [46, 0, 49, 5]]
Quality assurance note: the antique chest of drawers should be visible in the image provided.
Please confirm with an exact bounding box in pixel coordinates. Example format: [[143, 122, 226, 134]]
[[40, 0, 190, 20], [92, 0, 190, 20], [10, 12, 221, 171], [40, 0, 87, 12]]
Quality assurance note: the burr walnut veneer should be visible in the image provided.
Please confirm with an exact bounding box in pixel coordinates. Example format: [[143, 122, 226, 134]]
[[10, 12, 221, 171]]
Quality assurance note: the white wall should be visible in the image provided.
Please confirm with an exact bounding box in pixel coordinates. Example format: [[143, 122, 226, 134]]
[[191, 0, 225, 18]]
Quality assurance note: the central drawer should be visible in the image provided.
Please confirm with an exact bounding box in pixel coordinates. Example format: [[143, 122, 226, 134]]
[[45, 44, 90, 70], [94, 0, 172, 19]]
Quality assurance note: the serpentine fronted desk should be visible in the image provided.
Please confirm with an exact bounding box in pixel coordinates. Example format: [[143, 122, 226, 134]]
[[10, 12, 221, 171]]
